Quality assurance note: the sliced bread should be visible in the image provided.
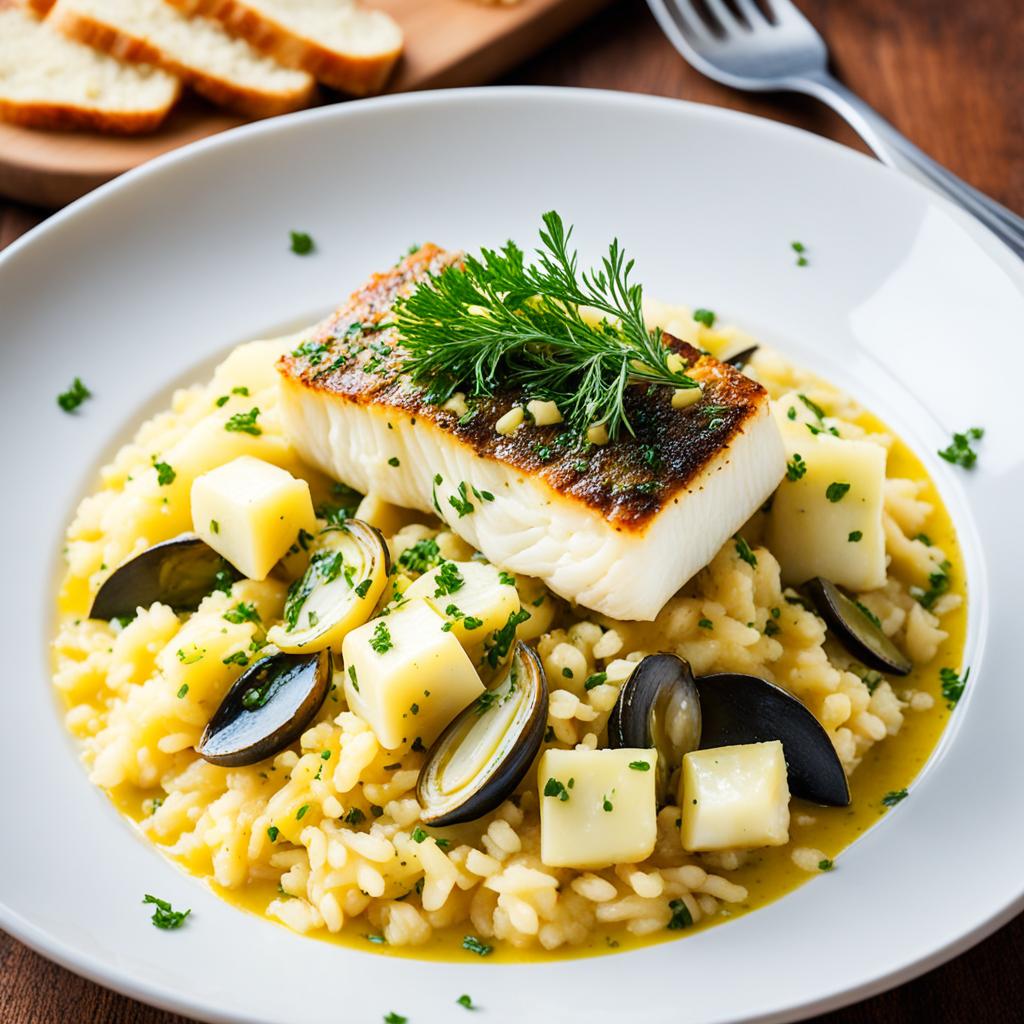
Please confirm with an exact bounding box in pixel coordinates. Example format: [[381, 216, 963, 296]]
[[168, 0, 402, 96], [50, 0, 316, 118], [0, 3, 179, 133]]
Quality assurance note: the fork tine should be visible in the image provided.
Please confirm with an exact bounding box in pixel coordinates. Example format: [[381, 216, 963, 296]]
[[651, 0, 717, 46], [701, 0, 747, 35], [732, 0, 770, 27]]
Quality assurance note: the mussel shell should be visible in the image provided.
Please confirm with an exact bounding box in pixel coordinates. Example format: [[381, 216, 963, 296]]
[[607, 653, 701, 804], [696, 672, 850, 806], [417, 642, 547, 827], [197, 650, 331, 767], [90, 533, 241, 620], [804, 577, 912, 676], [725, 345, 759, 370]]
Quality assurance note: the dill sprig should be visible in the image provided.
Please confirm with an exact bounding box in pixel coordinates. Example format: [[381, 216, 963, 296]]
[[393, 211, 698, 439]]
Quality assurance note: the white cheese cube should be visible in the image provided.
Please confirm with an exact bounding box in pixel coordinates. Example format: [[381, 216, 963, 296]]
[[403, 561, 520, 647], [341, 599, 484, 750], [766, 395, 887, 591], [538, 748, 657, 868], [191, 456, 316, 581], [680, 741, 790, 852]]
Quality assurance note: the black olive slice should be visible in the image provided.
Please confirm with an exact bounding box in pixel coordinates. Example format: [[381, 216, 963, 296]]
[[725, 345, 759, 370]]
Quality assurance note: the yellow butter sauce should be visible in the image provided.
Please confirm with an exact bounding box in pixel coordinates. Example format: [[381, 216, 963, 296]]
[[102, 408, 966, 963]]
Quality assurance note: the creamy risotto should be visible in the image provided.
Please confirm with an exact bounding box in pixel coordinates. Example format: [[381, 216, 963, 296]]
[[52, 297, 966, 959]]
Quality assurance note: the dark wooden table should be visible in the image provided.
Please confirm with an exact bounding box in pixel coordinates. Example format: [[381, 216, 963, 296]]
[[2, 1, 1022, 1020]]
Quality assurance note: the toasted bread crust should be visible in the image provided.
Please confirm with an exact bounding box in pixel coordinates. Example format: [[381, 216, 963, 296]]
[[51, 4, 316, 118], [20, 0, 57, 14], [0, 94, 173, 132], [166, 0, 401, 95], [278, 246, 773, 531]]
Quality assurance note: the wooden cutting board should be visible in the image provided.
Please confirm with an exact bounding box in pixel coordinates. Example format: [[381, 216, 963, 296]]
[[0, 0, 609, 208]]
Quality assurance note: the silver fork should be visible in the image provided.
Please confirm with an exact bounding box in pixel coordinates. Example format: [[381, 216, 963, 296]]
[[647, 0, 1024, 259]]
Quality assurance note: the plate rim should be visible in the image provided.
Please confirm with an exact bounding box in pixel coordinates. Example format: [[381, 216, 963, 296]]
[[2, 85, 1022, 1024]]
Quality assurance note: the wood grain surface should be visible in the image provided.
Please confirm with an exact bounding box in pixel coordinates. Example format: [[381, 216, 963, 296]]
[[1, 0, 1022, 1020]]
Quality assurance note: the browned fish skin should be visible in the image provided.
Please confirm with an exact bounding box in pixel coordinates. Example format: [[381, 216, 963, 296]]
[[278, 245, 771, 532]]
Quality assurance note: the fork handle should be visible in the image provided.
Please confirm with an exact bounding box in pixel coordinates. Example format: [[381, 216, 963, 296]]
[[794, 69, 1024, 259]]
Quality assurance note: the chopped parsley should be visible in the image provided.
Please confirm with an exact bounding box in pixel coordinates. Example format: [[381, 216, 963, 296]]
[[223, 602, 260, 624], [698, 618, 714, 630], [818, 858, 834, 871], [388, 456, 401, 467], [210, 519, 220, 534], [913, 560, 951, 610], [176, 683, 189, 699], [825, 481, 851, 503], [224, 407, 262, 436], [628, 760, 651, 771], [369, 621, 393, 654], [940, 665, 969, 708], [462, 935, 493, 957], [152, 458, 176, 486], [734, 535, 757, 568], [292, 340, 329, 364], [354, 578, 373, 599], [383, 1014, 407, 1024], [693, 308, 716, 328], [344, 807, 365, 826], [584, 672, 607, 691], [289, 230, 314, 255], [267, 826, 279, 842], [938, 427, 983, 468], [348, 664, 359, 692], [57, 377, 91, 413], [433, 561, 465, 597], [498, 570, 516, 586], [853, 599, 882, 629], [484, 608, 531, 668], [848, 530, 863, 542], [544, 778, 570, 802], [223, 651, 249, 666], [667, 898, 693, 930], [791, 240, 809, 266], [881, 789, 908, 808], [457, 994, 475, 1009], [142, 894, 190, 930], [602, 794, 614, 812], [411, 826, 428, 843], [398, 537, 441, 574], [296, 804, 310, 820], [785, 453, 807, 481], [449, 480, 476, 518]]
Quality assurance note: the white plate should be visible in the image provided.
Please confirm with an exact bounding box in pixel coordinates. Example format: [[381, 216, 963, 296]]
[[1, 88, 1023, 1024]]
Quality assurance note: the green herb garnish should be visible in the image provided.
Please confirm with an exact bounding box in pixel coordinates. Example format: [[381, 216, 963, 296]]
[[462, 935, 493, 957], [881, 789, 908, 808], [693, 308, 716, 328], [734, 535, 757, 568], [938, 427, 983, 468], [848, 530, 863, 542], [940, 665, 969, 708], [667, 898, 692, 930], [142, 894, 190, 930], [785, 453, 807, 481], [370, 621, 393, 654], [543, 778, 570, 802], [394, 212, 699, 440], [825, 481, 850, 503], [290, 230, 314, 255], [57, 377, 91, 413], [224, 407, 262, 435]]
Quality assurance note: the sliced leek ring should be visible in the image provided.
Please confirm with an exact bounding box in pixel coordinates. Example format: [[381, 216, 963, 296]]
[[266, 519, 389, 653]]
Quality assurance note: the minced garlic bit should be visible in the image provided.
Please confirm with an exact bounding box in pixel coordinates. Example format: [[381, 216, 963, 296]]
[[587, 423, 609, 446], [443, 391, 469, 418], [666, 352, 688, 375], [495, 406, 525, 436], [672, 386, 703, 410], [526, 399, 563, 426]]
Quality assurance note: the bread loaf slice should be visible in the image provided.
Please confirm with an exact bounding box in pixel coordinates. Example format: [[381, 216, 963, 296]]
[[50, 0, 316, 118], [167, 0, 402, 96], [0, 2, 179, 133]]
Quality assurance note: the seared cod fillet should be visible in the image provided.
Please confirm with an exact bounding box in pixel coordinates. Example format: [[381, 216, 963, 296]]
[[278, 246, 785, 621]]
